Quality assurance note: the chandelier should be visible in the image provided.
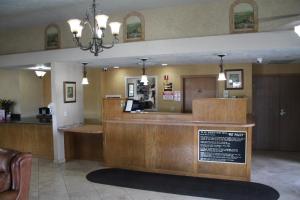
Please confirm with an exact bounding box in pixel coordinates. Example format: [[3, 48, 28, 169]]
[[67, 0, 121, 56]]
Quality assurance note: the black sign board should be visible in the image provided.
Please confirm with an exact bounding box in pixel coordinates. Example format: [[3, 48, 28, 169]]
[[198, 130, 246, 164]]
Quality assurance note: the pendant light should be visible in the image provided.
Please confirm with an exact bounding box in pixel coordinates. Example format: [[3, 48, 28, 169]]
[[217, 54, 226, 81], [81, 62, 89, 85], [140, 58, 149, 85]]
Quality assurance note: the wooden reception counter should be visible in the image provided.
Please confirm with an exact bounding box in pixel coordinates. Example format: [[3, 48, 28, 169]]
[[103, 98, 254, 181]]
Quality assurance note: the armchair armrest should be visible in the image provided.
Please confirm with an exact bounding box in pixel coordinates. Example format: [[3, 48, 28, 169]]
[[11, 153, 32, 200]]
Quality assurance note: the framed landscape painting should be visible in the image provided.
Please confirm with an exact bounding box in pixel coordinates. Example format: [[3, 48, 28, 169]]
[[230, 0, 258, 33], [63, 81, 76, 103], [45, 24, 60, 50], [225, 69, 244, 90], [123, 11, 145, 42]]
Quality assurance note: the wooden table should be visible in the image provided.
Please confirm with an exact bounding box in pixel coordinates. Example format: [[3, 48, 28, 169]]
[[59, 124, 103, 161]]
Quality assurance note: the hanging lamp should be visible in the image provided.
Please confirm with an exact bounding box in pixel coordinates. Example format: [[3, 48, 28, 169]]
[[217, 54, 226, 81], [140, 58, 149, 85], [81, 62, 89, 85]]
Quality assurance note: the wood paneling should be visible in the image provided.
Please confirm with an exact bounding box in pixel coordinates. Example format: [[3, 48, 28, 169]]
[[253, 75, 300, 151], [64, 132, 103, 161], [103, 98, 253, 181], [193, 98, 247, 123], [104, 123, 145, 167], [0, 123, 53, 159], [279, 76, 300, 151], [183, 76, 217, 113], [253, 76, 280, 150], [103, 99, 125, 120], [149, 125, 194, 173]]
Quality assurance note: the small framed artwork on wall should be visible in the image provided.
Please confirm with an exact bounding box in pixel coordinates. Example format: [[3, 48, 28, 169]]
[[225, 69, 244, 90], [45, 24, 60, 50], [123, 11, 145, 42], [63, 81, 76, 103], [229, 0, 258, 33]]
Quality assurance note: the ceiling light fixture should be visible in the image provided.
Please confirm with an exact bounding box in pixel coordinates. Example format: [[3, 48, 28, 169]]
[[82, 62, 89, 85], [294, 25, 300, 37], [140, 58, 149, 86], [67, 0, 121, 56], [35, 71, 46, 78], [217, 54, 226, 81]]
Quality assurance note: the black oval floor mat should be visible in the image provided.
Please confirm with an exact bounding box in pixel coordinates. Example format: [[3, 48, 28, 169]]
[[86, 168, 279, 200]]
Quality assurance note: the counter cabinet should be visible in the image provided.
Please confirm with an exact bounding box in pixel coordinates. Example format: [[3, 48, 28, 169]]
[[103, 98, 254, 181], [0, 123, 53, 159]]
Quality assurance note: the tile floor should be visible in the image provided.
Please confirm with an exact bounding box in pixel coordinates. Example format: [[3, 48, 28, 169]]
[[29, 151, 300, 200]]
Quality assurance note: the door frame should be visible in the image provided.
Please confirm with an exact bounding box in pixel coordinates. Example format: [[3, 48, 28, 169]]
[[181, 75, 218, 113]]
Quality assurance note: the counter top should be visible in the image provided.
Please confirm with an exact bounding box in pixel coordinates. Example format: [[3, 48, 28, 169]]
[[0, 117, 52, 125], [58, 124, 103, 135]]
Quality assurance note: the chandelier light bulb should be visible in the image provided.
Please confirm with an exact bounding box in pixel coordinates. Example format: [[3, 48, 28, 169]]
[[76, 25, 84, 37], [96, 14, 109, 29], [67, 19, 82, 34], [109, 22, 122, 36], [96, 28, 103, 38], [294, 25, 300, 37]]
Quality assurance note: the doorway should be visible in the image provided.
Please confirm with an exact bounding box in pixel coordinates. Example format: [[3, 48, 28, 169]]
[[253, 75, 300, 151], [182, 76, 217, 113]]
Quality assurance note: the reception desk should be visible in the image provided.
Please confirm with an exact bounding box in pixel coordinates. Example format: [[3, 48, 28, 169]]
[[103, 98, 254, 181]]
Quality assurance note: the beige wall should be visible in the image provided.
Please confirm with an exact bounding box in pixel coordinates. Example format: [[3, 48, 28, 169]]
[[84, 63, 252, 122], [1, 0, 299, 55], [253, 64, 300, 75], [83, 68, 102, 123], [43, 72, 52, 106], [0, 69, 44, 116]]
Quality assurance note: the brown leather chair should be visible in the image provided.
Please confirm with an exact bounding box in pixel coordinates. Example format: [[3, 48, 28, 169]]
[[0, 148, 32, 200]]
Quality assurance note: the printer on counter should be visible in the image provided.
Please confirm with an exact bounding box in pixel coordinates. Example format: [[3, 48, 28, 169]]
[[36, 107, 52, 122]]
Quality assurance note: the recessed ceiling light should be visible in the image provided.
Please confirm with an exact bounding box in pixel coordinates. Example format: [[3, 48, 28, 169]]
[[113, 66, 119, 69], [161, 63, 168, 66], [28, 64, 51, 71]]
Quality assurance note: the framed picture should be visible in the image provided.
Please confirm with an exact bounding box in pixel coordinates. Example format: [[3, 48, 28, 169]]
[[229, 0, 258, 33], [63, 81, 76, 103], [225, 69, 244, 90], [123, 11, 145, 42], [128, 83, 134, 97], [45, 24, 60, 50]]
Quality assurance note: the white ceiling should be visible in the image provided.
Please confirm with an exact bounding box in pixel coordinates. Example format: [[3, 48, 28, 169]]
[[0, 0, 299, 67], [1, 30, 299, 69], [0, 0, 204, 29]]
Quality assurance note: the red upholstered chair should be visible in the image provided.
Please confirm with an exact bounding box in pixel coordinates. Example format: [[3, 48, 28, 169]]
[[0, 148, 32, 200]]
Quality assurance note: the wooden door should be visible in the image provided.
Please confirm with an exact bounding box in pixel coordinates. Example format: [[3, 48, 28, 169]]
[[279, 76, 300, 151], [183, 76, 216, 113], [253, 76, 280, 150], [253, 75, 300, 151]]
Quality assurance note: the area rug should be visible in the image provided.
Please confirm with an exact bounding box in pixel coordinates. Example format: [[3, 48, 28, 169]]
[[86, 168, 279, 200]]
